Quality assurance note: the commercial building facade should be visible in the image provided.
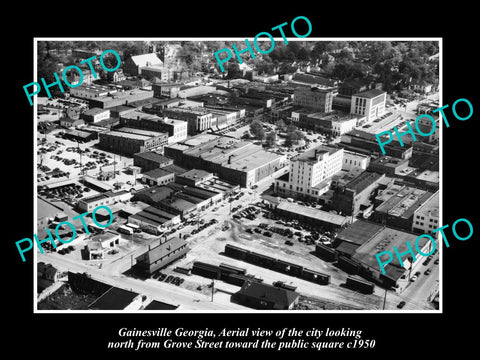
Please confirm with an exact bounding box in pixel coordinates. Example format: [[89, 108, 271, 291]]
[[98, 128, 168, 155], [275, 145, 343, 200], [350, 89, 386, 123], [293, 87, 334, 113]]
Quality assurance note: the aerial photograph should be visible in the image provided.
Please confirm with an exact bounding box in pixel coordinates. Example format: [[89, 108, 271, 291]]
[[34, 39, 440, 312]]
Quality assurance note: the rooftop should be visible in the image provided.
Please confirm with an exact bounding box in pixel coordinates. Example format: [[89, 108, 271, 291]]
[[414, 190, 439, 219], [89, 287, 139, 310], [375, 186, 433, 219], [292, 144, 341, 163], [277, 202, 348, 226], [134, 151, 173, 163], [143, 168, 174, 179], [344, 171, 383, 193], [353, 89, 386, 99], [139, 237, 188, 265], [116, 127, 167, 138], [235, 282, 299, 308]]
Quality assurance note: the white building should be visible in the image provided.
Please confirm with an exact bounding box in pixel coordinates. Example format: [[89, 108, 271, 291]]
[[164, 118, 188, 144], [342, 150, 370, 171], [412, 190, 439, 236], [275, 145, 344, 199], [350, 89, 386, 123]]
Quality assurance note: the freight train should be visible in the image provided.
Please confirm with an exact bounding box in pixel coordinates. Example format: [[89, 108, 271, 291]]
[[224, 244, 330, 285]]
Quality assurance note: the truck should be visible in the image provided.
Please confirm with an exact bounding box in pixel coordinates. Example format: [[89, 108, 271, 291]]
[[117, 225, 133, 235]]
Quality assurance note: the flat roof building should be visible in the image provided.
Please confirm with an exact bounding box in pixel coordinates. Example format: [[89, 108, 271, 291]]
[[334, 220, 433, 289], [98, 127, 168, 155], [275, 201, 350, 230]]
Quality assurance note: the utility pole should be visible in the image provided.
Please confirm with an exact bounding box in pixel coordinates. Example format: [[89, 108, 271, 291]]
[[211, 279, 215, 302], [382, 288, 387, 310]]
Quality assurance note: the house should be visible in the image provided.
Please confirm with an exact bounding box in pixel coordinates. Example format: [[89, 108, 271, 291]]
[[410, 79, 432, 94], [38, 262, 60, 282], [124, 53, 163, 76], [60, 117, 85, 129], [231, 282, 300, 310]]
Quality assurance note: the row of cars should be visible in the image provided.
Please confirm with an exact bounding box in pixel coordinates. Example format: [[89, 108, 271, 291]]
[[233, 206, 260, 220], [190, 218, 218, 236], [152, 272, 185, 286]]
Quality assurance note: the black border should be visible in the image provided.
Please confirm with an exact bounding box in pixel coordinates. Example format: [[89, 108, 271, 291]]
[[7, 6, 478, 356]]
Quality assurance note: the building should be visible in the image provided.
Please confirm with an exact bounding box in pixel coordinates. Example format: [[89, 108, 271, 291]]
[[231, 282, 299, 310], [77, 190, 131, 212], [175, 169, 214, 187], [411, 190, 439, 235], [135, 237, 189, 274], [293, 87, 334, 112], [368, 156, 410, 176], [275, 145, 344, 200], [274, 202, 349, 231], [334, 220, 434, 289], [88, 287, 141, 310], [162, 107, 214, 135], [132, 183, 222, 217], [81, 108, 111, 123], [86, 89, 154, 109], [128, 206, 180, 235], [410, 79, 432, 93], [290, 72, 339, 90], [98, 128, 168, 155], [340, 129, 413, 160], [164, 134, 286, 188], [350, 89, 386, 123], [293, 110, 361, 136], [331, 171, 386, 216], [177, 85, 216, 98], [371, 185, 435, 231], [69, 84, 117, 100], [60, 118, 85, 129], [342, 150, 370, 172], [123, 53, 163, 76], [152, 83, 182, 98], [119, 110, 188, 145], [38, 262, 60, 282], [133, 151, 174, 171], [142, 168, 175, 186]]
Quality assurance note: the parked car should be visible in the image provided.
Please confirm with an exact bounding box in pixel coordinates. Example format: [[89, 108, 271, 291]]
[[285, 240, 293, 246], [397, 301, 406, 309]]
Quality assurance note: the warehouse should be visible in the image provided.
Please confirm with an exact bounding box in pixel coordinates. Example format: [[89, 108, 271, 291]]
[[128, 206, 180, 235], [133, 151, 174, 171], [334, 220, 433, 289], [98, 128, 168, 155], [135, 237, 189, 275]]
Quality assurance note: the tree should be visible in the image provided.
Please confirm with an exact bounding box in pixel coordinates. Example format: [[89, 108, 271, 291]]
[[249, 121, 265, 140], [265, 131, 277, 147], [276, 119, 286, 132]]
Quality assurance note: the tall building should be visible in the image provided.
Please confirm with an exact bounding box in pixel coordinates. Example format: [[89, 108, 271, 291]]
[[275, 145, 343, 200], [293, 87, 334, 113], [350, 89, 386, 122]]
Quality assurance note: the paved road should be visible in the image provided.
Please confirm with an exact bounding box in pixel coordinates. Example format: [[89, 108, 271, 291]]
[[37, 252, 246, 310]]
